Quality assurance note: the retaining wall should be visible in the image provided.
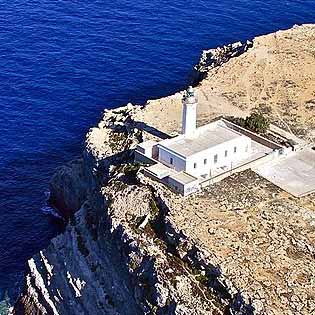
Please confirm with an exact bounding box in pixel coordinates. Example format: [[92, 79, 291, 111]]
[[221, 119, 282, 150], [200, 151, 277, 188]]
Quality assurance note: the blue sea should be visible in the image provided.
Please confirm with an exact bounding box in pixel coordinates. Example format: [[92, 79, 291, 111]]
[[0, 0, 314, 309]]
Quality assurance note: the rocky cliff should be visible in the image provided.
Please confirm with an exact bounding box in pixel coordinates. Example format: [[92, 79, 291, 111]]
[[13, 24, 315, 315]]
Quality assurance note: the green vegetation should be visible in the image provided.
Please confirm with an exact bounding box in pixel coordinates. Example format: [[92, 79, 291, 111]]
[[195, 273, 209, 285], [149, 198, 165, 237], [123, 163, 141, 177], [149, 198, 160, 219], [229, 113, 270, 134], [128, 259, 139, 271], [108, 130, 127, 151]]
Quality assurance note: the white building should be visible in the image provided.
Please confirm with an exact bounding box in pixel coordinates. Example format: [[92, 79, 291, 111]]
[[135, 87, 257, 195], [157, 121, 251, 178]]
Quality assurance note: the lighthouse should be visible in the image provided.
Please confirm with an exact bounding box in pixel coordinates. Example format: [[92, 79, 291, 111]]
[[182, 86, 197, 137]]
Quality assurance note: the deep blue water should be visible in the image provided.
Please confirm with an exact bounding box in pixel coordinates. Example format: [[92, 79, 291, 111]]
[[0, 0, 314, 307]]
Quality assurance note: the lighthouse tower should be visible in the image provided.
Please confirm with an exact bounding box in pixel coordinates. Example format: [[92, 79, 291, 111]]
[[182, 86, 197, 137]]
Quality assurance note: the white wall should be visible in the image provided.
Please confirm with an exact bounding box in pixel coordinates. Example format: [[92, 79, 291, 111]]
[[136, 142, 158, 158], [183, 180, 200, 196], [185, 136, 252, 177], [167, 176, 185, 194], [167, 175, 200, 196], [134, 151, 157, 165], [158, 135, 252, 179], [158, 147, 186, 172], [182, 103, 197, 136]]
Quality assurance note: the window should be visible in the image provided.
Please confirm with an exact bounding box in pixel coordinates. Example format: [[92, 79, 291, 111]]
[[204, 158, 207, 165], [245, 145, 248, 152], [170, 157, 173, 164], [234, 146, 237, 153], [225, 150, 228, 157], [214, 154, 218, 164], [194, 163, 197, 169]]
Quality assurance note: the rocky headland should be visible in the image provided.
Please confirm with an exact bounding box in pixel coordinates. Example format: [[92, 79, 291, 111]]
[[12, 24, 315, 315]]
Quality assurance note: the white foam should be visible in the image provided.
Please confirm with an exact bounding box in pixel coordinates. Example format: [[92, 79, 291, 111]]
[[41, 206, 63, 220]]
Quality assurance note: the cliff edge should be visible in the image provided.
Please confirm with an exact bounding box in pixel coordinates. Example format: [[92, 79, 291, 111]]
[[13, 24, 315, 315]]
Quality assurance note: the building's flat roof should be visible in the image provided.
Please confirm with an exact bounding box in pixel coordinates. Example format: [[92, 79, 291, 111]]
[[158, 121, 245, 158], [255, 148, 315, 197], [169, 172, 198, 185], [145, 162, 175, 179]]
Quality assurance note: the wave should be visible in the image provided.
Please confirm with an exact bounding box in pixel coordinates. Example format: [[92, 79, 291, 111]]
[[41, 190, 63, 220], [41, 205, 63, 220]]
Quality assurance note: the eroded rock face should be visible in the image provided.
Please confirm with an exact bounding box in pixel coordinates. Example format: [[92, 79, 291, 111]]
[[193, 40, 253, 84], [13, 24, 315, 315], [48, 158, 89, 217], [48, 104, 142, 218], [14, 106, 143, 315], [14, 103, 251, 315]]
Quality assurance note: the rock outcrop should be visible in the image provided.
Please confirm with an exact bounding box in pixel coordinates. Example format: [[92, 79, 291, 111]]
[[193, 40, 253, 84], [13, 24, 315, 315], [13, 103, 254, 315]]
